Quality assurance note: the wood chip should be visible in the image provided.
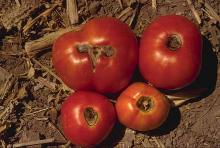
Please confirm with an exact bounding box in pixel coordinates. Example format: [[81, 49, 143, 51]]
[[23, 107, 51, 117], [117, 0, 123, 9], [0, 124, 7, 134], [12, 138, 55, 148], [23, 4, 59, 33], [15, 0, 21, 7], [117, 7, 133, 22], [31, 58, 73, 93], [35, 76, 57, 91], [129, 4, 138, 27], [203, 2, 220, 23], [24, 26, 81, 57], [152, 137, 165, 148], [152, 0, 157, 11], [66, 0, 79, 25], [186, 0, 201, 24], [167, 88, 208, 107]]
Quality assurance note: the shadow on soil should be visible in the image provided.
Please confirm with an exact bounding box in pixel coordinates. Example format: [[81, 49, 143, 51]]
[[146, 107, 181, 136], [99, 122, 126, 147], [189, 36, 218, 98]]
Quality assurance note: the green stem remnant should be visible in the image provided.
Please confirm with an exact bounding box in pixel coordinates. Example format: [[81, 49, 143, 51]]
[[136, 96, 154, 112], [76, 44, 115, 72]]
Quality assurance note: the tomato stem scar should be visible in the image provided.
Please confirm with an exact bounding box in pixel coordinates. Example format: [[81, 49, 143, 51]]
[[166, 35, 182, 51], [136, 96, 154, 112], [76, 44, 114, 72], [84, 107, 98, 126]]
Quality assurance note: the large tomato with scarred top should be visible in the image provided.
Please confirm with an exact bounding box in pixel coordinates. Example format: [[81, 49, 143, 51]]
[[116, 82, 170, 131], [139, 15, 202, 90], [60, 91, 116, 147], [52, 17, 138, 93]]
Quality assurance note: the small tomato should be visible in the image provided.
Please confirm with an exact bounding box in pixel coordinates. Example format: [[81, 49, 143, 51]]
[[116, 82, 170, 131]]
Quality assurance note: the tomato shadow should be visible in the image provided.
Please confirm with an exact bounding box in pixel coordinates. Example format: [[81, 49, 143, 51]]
[[131, 66, 146, 83], [99, 122, 126, 147], [164, 36, 218, 106], [190, 36, 218, 95], [144, 107, 181, 136]]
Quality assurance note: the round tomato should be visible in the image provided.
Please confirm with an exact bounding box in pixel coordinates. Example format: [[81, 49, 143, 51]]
[[52, 17, 138, 93], [60, 91, 116, 147], [116, 82, 170, 131], [139, 15, 202, 90]]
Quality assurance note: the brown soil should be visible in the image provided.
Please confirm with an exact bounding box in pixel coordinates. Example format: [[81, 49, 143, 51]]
[[0, 0, 220, 147]]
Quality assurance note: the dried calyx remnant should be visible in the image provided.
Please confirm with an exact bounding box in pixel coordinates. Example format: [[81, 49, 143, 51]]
[[76, 44, 115, 71], [166, 35, 182, 51], [136, 96, 154, 112], [84, 107, 98, 126]]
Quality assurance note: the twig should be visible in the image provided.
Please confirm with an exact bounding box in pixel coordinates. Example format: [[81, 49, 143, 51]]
[[35, 76, 57, 91], [167, 88, 208, 101], [202, 8, 214, 20], [0, 125, 7, 134], [152, 137, 165, 148], [66, 0, 79, 25], [48, 121, 67, 141], [0, 51, 24, 56], [23, 107, 52, 117], [186, 0, 201, 24], [23, 4, 58, 33], [172, 99, 190, 107], [0, 99, 17, 124], [31, 58, 73, 92], [129, 4, 139, 27], [24, 26, 81, 57], [203, 2, 220, 23], [167, 88, 208, 107], [14, 0, 21, 7], [12, 138, 55, 148], [152, 0, 157, 11], [109, 99, 116, 103], [117, 0, 123, 9], [0, 75, 16, 102], [59, 141, 71, 148], [35, 117, 49, 121], [117, 7, 133, 19]]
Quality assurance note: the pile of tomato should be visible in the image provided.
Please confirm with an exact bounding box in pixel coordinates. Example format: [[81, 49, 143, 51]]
[[52, 15, 202, 147]]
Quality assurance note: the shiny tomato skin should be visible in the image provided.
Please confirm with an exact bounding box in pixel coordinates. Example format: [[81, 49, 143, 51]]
[[116, 82, 170, 131], [52, 17, 138, 93], [139, 15, 202, 90], [60, 91, 116, 147]]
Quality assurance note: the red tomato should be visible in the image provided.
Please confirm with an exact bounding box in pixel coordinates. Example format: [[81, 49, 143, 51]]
[[52, 17, 138, 93], [60, 91, 116, 147], [116, 82, 170, 131], [139, 15, 202, 90]]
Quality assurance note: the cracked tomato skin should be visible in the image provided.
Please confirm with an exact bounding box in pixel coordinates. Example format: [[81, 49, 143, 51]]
[[139, 15, 202, 90], [116, 82, 170, 131], [52, 17, 138, 93], [60, 91, 116, 147]]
